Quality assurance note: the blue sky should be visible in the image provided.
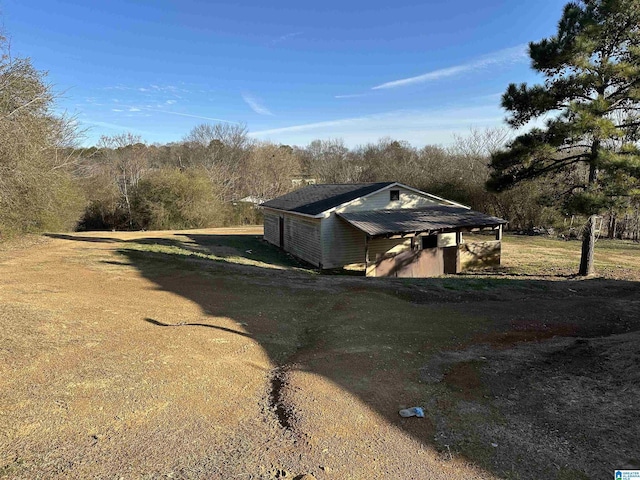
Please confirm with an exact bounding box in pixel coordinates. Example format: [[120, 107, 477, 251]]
[[3, 0, 567, 147]]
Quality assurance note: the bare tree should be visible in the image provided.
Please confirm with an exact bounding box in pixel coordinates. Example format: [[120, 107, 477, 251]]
[[182, 123, 252, 201], [244, 142, 301, 200], [449, 127, 510, 184], [303, 139, 366, 183], [97, 133, 148, 228], [0, 34, 85, 235]]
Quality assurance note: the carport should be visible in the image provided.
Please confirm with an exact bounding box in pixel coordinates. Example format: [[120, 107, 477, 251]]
[[337, 206, 508, 277]]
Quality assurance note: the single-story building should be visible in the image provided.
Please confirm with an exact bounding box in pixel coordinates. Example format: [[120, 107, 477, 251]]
[[261, 182, 507, 277]]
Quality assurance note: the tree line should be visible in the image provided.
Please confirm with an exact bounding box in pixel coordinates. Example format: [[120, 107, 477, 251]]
[[6, 111, 638, 242], [67, 126, 575, 234]]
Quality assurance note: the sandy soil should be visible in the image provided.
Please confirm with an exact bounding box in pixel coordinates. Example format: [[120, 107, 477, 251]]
[[1, 228, 639, 479]]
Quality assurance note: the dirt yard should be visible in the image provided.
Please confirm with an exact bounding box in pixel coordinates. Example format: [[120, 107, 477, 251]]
[[1, 228, 639, 479]]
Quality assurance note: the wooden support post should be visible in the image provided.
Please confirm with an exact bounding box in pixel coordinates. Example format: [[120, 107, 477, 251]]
[[495, 225, 503, 241], [364, 235, 370, 266], [364, 235, 373, 277]]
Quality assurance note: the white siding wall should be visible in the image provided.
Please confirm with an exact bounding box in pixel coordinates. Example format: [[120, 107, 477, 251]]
[[320, 213, 366, 268], [263, 211, 280, 246], [368, 238, 412, 260], [337, 186, 443, 213], [283, 214, 322, 267], [264, 210, 322, 267], [437, 232, 458, 247]]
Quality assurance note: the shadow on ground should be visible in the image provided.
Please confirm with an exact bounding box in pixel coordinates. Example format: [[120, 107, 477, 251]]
[[46, 231, 640, 479]]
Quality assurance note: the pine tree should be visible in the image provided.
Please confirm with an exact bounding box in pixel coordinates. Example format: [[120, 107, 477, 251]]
[[488, 0, 640, 275]]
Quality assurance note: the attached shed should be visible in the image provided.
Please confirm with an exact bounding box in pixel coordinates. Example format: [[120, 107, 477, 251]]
[[261, 182, 507, 277]]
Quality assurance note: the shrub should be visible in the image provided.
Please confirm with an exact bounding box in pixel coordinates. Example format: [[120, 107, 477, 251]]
[[131, 168, 226, 230]]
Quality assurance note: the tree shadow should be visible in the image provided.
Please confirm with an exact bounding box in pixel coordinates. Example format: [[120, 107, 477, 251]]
[[182, 234, 303, 268], [115, 242, 451, 446], [44, 233, 125, 243], [143, 317, 252, 338], [47, 230, 640, 478], [458, 269, 576, 279]]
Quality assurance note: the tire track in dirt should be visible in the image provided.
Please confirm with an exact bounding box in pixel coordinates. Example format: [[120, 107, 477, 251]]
[[268, 366, 294, 431], [264, 326, 326, 438]]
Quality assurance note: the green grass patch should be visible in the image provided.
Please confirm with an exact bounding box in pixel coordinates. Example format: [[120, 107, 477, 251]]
[[176, 233, 304, 268], [118, 235, 313, 274], [500, 234, 640, 278]]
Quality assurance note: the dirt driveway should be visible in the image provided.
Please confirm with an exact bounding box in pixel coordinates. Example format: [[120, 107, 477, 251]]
[[1, 228, 639, 479]]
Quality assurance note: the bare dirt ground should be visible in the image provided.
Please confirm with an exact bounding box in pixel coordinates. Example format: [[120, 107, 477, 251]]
[[1, 228, 639, 479]]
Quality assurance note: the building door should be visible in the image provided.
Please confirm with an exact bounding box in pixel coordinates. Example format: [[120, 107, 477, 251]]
[[279, 216, 284, 248], [443, 246, 460, 274]]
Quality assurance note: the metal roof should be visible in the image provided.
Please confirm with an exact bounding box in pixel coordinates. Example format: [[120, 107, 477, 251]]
[[337, 206, 507, 237], [260, 182, 394, 215]]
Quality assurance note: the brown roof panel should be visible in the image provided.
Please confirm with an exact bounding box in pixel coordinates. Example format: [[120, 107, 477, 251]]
[[337, 206, 507, 237]]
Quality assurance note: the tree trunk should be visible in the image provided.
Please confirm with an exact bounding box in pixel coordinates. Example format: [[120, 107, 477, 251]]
[[578, 215, 596, 276], [608, 212, 616, 239], [578, 139, 600, 275]]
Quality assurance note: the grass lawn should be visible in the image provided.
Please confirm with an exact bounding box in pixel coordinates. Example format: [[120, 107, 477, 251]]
[[497, 234, 640, 279]]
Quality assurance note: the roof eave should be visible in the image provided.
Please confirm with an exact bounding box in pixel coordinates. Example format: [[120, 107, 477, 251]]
[[341, 221, 507, 238], [260, 205, 325, 219]]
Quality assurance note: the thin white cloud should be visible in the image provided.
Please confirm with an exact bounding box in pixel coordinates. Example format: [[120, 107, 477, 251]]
[[151, 84, 189, 94], [476, 92, 504, 101], [166, 100, 177, 105], [242, 92, 274, 116], [104, 84, 189, 95], [115, 102, 237, 124], [82, 120, 152, 135], [143, 107, 240, 124], [252, 108, 500, 135], [334, 93, 369, 99], [112, 109, 124, 112], [372, 44, 528, 90], [249, 106, 506, 147], [252, 116, 373, 136], [271, 31, 303, 45]]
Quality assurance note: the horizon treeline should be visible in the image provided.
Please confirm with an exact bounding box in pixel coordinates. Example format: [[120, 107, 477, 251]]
[[11, 120, 640, 240], [72, 125, 560, 233]]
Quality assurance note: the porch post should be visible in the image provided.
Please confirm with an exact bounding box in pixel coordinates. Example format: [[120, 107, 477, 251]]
[[365, 234, 370, 267]]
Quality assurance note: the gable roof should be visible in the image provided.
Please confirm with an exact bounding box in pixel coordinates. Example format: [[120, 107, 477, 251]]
[[261, 182, 395, 216], [337, 206, 507, 237]]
